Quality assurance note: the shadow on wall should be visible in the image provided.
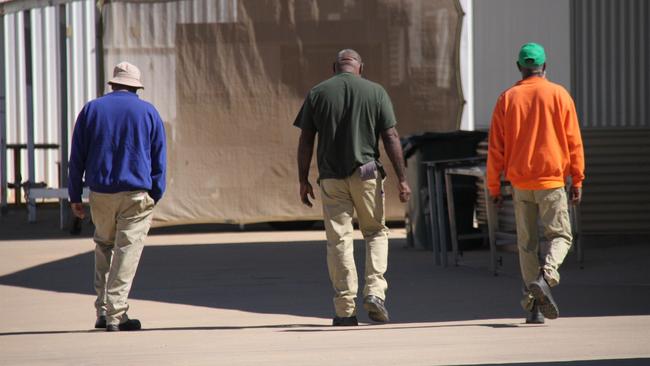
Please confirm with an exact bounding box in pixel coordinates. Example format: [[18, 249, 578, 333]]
[[1, 238, 649, 323]]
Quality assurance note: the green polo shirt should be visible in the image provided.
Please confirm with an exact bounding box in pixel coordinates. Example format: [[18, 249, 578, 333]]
[[293, 72, 397, 180]]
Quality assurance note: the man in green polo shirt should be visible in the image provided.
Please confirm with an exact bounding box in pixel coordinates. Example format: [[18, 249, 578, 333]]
[[294, 49, 411, 326]]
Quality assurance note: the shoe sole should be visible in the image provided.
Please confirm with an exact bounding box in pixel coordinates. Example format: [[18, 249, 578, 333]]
[[529, 283, 559, 319], [525, 318, 545, 324], [106, 319, 142, 332], [363, 301, 389, 323], [332, 317, 358, 326], [332, 322, 358, 326], [106, 326, 141, 332]]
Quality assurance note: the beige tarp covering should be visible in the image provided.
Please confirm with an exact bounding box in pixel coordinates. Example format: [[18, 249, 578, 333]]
[[103, 0, 463, 227]]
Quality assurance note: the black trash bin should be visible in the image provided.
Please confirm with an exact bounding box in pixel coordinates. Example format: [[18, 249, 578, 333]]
[[403, 131, 487, 250]]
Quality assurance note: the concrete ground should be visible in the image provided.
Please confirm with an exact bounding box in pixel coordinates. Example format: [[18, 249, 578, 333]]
[[1, 206, 649, 365]]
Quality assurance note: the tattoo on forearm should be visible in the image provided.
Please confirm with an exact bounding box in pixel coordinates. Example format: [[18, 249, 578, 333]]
[[382, 128, 406, 182]]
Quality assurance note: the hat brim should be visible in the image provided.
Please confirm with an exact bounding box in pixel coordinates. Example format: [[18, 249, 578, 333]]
[[108, 77, 144, 89]]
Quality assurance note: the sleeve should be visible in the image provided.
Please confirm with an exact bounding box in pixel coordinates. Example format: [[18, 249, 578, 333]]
[[487, 94, 506, 197], [564, 97, 585, 187], [377, 88, 397, 130], [68, 106, 88, 203], [293, 93, 316, 131], [149, 108, 167, 203]]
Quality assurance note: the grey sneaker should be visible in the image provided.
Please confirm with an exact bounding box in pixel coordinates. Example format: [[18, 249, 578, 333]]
[[363, 295, 389, 323], [528, 274, 559, 319]]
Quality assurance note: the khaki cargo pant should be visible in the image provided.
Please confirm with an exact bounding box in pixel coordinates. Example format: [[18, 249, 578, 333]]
[[513, 187, 572, 310], [320, 170, 389, 318], [90, 190, 155, 326]]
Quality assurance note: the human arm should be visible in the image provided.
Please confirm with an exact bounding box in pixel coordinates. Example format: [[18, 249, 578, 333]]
[[565, 99, 585, 205], [487, 95, 506, 204], [70, 203, 85, 219], [380, 127, 411, 203], [297, 128, 316, 207], [570, 186, 582, 205], [294, 94, 318, 207], [68, 107, 88, 218], [149, 110, 167, 203], [376, 88, 410, 203]]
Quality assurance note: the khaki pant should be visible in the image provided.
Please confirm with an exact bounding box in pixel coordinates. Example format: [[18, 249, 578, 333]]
[[513, 187, 572, 310], [90, 190, 155, 326], [320, 170, 388, 317]]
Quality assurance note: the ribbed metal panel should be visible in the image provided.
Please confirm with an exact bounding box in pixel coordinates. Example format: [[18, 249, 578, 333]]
[[29, 7, 59, 188], [474, 129, 649, 237], [1, 0, 97, 202], [2, 0, 237, 202], [1, 0, 238, 203], [4, 12, 29, 196], [572, 0, 650, 128], [580, 129, 650, 233]]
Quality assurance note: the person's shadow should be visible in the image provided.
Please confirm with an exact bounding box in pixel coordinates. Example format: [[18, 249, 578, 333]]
[[1, 236, 649, 331]]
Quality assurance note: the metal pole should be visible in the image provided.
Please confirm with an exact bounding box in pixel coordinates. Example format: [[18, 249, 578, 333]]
[[445, 171, 459, 266], [24, 9, 37, 222], [482, 177, 498, 276], [426, 164, 440, 266], [571, 203, 583, 268], [434, 167, 448, 267], [95, 1, 104, 97], [0, 14, 7, 216], [58, 4, 69, 229]]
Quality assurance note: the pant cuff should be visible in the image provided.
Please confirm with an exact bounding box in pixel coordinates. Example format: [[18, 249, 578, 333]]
[[542, 267, 560, 287], [521, 292, 534, 311]]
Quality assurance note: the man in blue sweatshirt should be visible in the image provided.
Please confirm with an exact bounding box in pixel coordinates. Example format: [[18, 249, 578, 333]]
[[68, 61, 166, 332]]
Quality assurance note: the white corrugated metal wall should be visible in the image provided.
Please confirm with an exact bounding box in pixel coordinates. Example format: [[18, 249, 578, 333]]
[[3, 12, 27, 202], [572, 0, 649, 129], [0, 0, 237, 206], [472, 0, 650, 235], [571, 0, 650, 234], [1, 0, 96, 204], [0, 0, 238, 207]]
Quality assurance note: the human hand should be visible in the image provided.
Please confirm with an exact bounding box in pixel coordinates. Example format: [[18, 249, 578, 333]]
[[71, 202, 86, 219], [491, 194, 504, 208], [398, 180, 411, 203], [570, 186, 582, 205], [300, 181, 315, 207]]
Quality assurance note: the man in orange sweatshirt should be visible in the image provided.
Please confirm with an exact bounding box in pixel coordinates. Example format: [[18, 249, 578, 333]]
[[487, 43, 585, 324]]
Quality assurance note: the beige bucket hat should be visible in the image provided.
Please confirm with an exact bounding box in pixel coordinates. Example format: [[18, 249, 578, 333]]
[[108, 61, 144, 89]]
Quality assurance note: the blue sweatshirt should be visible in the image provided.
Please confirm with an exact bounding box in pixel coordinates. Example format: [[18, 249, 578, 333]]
[[68, 91, 166, 203]]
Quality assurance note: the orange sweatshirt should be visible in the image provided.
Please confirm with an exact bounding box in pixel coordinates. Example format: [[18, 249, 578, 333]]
[[487, 76, 585, 196]]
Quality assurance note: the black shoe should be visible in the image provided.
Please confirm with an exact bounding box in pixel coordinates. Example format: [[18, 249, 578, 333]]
[[526, 302, 545, 324], [528, 274, 559, 319], [95, 315, 106, 329], [106, 319, 142, 332], [332, 316, 358, 326], [363, 295, 390, 323]]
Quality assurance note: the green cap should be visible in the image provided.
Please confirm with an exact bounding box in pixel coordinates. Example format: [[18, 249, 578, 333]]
[[518, 42, 546, 68]]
